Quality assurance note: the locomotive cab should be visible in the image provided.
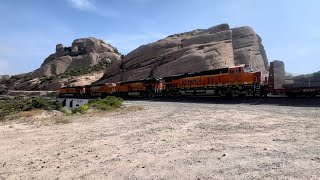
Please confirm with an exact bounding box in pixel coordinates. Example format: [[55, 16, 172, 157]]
[[228, 64, 252, 75]]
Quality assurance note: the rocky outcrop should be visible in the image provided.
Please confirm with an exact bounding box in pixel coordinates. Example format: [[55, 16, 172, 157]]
[[0, 84, 7, 94], [98, 24, 269, 84], [31, 38, 121, 78], [0, 38, 120, 91], [232, 27, 269, 77], [6, 72, 105, 91], [0, 75, 11, 80]]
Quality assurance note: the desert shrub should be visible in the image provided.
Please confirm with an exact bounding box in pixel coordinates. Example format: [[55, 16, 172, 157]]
[[0, 96, 122, 121], [32, 98, 50, 110], [104, 96, 123, 108], [0, 111, 7, 121], [72, 104, 90, 114], [59, 107, 72, 115], [52, 101, 63, 110], [0, 97, 63, 121], [19, 97, 54, 111], [54, 118, 71, 124], [88, 96, 123, 111]]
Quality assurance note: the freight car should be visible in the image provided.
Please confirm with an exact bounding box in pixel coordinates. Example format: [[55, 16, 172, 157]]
[[268, 61, 320, 97], [59, 64, 265, 98]]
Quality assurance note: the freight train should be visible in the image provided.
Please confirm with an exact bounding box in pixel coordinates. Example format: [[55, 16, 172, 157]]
[[59, 64, 265, 98], [59, 62, 320, 98]]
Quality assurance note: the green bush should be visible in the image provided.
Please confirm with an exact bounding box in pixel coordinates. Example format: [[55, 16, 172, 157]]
[[0, 96, 123, 121], [0, 97, 64, 121], [88, 96, 123, 111], [32, 98, 50, 110], [104, 96, 123, 108], [53, 101, 63, 110], [18, 97, 52, 111], [0, 111, 7, 121], [72, 104, 90, 114], [59, 107, 72, 115]]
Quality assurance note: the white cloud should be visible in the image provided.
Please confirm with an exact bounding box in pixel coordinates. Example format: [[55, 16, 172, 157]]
[[65, 0, 120, 18], [66, 0, 96, 11]]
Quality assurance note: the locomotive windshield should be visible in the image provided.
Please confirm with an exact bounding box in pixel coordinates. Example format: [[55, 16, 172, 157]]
[[244, 65, 253, 72]]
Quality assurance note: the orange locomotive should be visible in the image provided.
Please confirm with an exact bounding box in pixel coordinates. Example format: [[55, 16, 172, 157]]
[[59, 64, 264, 98], [163, 64, 262, 97]]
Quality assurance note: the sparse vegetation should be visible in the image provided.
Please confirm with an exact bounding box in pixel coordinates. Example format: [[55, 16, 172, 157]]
[[88, 96, 123, 111], [0, 59, 114, 91], [71, 96, 123, 114], [0, 96, 123, 122], [59, 107, 72, 115], [72, 104, 90, 114], [53, 117, 71, 124], [0, 97, 62, 121], [56, 58, 113, 80]]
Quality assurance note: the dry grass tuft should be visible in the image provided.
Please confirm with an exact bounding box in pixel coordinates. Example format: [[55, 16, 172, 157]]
[[53, 117, 71, 124], [17, 109, 43, 118], [41, 117, 71, 126]]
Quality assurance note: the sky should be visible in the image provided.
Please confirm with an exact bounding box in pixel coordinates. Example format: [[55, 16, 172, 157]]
[[0, 0, 319, 75]]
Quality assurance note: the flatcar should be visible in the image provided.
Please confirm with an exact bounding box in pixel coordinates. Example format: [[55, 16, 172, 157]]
[[268, 61, 320, 97]]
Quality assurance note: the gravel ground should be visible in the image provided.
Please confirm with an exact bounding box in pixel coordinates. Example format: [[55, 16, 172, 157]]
[[0, 100, 320, 179]]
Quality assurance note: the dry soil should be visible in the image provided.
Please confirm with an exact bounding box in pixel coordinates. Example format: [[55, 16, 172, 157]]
[[0, 100, 320, 179]]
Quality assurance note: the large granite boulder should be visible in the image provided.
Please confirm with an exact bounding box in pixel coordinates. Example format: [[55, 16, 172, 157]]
[[98, 24, 269, 83], [31, 38, 121, 78], [232, 27, 269, 77]]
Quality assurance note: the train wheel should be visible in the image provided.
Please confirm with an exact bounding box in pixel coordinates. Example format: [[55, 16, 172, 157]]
[[237, 92, 247, 97], [225, 92, 233, 97], [286, 93, 296, 97]]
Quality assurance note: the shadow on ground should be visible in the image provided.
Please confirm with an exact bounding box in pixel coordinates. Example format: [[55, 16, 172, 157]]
[[124, 96, 320, 107]]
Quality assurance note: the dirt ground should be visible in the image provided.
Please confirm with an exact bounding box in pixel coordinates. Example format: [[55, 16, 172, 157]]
[[0, 100, 320, 179]]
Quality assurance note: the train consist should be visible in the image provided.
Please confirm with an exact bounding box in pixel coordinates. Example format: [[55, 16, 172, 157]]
[[59, 62, 320, 99]]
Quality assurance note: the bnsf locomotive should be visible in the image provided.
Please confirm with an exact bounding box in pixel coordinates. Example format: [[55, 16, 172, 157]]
[[59, 64, 266, 98]]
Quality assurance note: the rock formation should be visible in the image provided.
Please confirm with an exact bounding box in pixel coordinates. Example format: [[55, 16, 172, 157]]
[[0, 38, 120, 91], [98, 24, 269, 84], [0, 84, 7, 94], [2, 24, 271, 91], [31, 37, 121, 78]]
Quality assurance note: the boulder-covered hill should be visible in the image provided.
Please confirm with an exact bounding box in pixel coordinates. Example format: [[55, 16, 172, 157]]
[[31, 37, 121, 78], [97, 23, 269, 84], [0, 38, 121, 91]]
